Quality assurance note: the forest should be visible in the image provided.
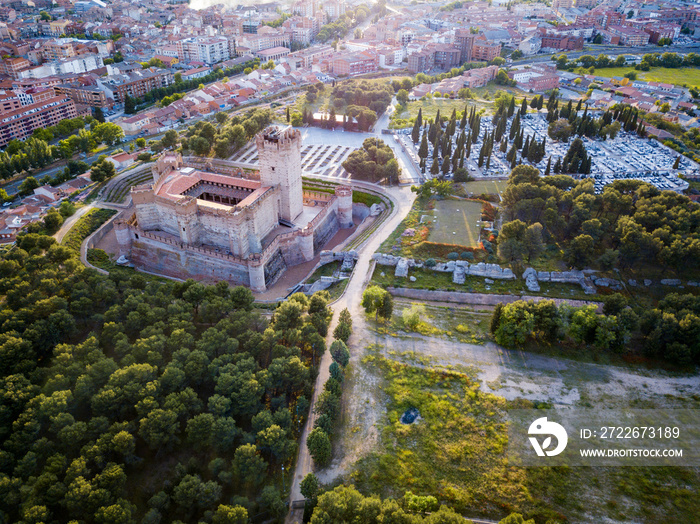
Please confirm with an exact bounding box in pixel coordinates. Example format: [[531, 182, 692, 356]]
[[0, 233, 330, 523], [497, 164, 700, 272]]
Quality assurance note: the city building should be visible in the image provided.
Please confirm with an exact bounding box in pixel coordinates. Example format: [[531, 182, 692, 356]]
[[331, 52, 378, 76], [0, 95, 79, 147], [607, 25, 650, 46]]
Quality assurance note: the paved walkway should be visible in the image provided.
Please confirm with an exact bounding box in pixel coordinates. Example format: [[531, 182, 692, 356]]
[[285, 181, 416, 522]]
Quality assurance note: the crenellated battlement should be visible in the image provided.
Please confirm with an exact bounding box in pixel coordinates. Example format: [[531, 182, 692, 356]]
[[255, 126, 301, 151]]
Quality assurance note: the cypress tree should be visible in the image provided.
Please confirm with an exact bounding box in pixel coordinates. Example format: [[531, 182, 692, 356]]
[[500, 137, 507, 153], [418, 134, 429, 160], [430, 155, 440, 175], [544, 156, 552, 176], [460, 105, 468, 129], [508, 96, 515, 117], [521, 97, 528, 117], [412, 109, 422, 143], [465, 131, 472, 157], [509, 112, 520, 140], [522, 135, 530, 158], [554, 157, 562, 173], [442, 155, 451, 176]]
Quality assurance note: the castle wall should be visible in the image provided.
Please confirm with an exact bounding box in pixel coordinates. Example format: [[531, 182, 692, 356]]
[[130, 236, 251, 286], [313, 209, 339, 253]]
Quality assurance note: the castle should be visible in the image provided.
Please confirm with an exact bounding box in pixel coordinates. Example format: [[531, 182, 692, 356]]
[[115, 126, 354, 292]]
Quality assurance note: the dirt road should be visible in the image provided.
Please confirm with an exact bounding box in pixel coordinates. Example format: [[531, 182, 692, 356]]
[[285, 182, 416, 521]]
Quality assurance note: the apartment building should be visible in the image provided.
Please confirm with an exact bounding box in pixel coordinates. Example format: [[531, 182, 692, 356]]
[[0, 57, 31, 79], [454, 28, 476, 63], [101, 69, 174, 103], [431, 44, 462, 70], [54, 82, 112, 108], [332, 52, 378, 76], [0, 96, 78, 147], [607, 25, 650, 46], [407, 50, 434, 73], [42, 39, 77, 60], [540, 33, 584, 50], [472, 40, 501, 62], [178, 36, 230, 65]]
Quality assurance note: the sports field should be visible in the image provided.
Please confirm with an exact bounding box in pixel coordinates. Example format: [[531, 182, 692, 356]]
[[428, 199, 483, 247], [462, 180, 506, 195]]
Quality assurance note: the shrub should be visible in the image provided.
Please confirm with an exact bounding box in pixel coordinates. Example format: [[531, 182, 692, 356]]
[[447, 252, 459, 260], [461, 251, 474, 260], [425, 258, 436, 267], [61, 208, 117, 252]]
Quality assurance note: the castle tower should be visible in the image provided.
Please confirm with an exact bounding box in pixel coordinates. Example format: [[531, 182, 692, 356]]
[[335, 185, 353, 228], [256, 126, 303, 223]]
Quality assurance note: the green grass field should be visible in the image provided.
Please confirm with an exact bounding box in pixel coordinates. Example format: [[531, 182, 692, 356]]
[[428, 199, 483, 247], [461, 180, 507, 195], [591, 67, 700, 88]]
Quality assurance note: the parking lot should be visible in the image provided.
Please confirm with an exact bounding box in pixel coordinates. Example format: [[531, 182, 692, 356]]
[[229, 140, 356, 179]]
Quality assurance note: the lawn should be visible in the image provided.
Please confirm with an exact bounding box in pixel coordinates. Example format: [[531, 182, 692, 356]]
[[428, 199, 483, 247], [396, 98, 474, 120], [590, 66, 700, 88], [461, 180, 507, 195]]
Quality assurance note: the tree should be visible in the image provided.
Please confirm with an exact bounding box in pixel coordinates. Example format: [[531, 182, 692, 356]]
[[43, 209, 63, 235], [362, 286, 392, 321], [213, 505, 248, 524], [566, 234, 595, 268], [300, 473, 319, 500], [523, 223, 544, 262], [232, 444, 267, 486], [306, 427, 332, 466], [333, 321, 351, 343], [94, 107, 105, 123], [161, 130, 179, 148], [330, 340, 350, 367], [412, 109, 422, 143], [495, 301, 535, 347], [90, 159, 117, 182], [124, 95, 137, 114], [499, 513, 535, 524], [139, 409, 180, 450], [548, 118, 574, 141], [418, 133, 429, 161], [396, 89, 409, 105], [92, 122, 124, 146], [18, 176, 40, 196]]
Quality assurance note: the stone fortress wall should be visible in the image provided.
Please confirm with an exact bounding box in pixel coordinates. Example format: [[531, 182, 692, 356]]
[[115, 126, 354, 292]]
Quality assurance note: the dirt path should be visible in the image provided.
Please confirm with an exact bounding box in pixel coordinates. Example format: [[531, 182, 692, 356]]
[[285, 183, 417, 521]]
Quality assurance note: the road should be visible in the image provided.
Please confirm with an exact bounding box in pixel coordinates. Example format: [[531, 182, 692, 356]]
[[285, 181, 416, 522], [53, 203, 95, 243]]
